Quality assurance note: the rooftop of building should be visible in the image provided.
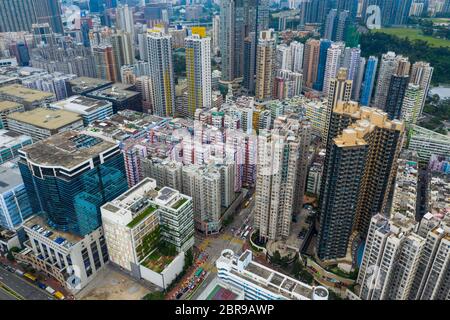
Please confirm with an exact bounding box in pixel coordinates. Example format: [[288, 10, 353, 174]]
[[7, 107, 82, 130], [0, 225, 17, 242], [88, 84, 140, 102], [410, 124, 450, 142], [68, 77, 112, 93], [20, 130, 117, 169], [23, 215, 82, 248], [428, 172, 450, 220], [391, 157, 419, 218], [0, 129, 32, 147], [0, 100, 24, 112], [218, 250, 317, 300], [0, 161, 24, 194], [50, 95, 111, 114], [86, 110, 166, 142], [0, 84, 54, 102]]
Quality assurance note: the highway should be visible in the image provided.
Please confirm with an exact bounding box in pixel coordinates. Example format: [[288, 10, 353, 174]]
[[0, 266, 54, 300]]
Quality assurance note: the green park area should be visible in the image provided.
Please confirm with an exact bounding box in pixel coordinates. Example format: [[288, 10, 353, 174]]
[[373, 27, 450, 48]]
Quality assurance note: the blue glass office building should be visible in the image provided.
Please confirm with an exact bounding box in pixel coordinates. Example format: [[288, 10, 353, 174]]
[[313, 39, 331, 91], [18, 131, 128, 236], [0, 164, 33, 230], [360, 56, 378, 106]]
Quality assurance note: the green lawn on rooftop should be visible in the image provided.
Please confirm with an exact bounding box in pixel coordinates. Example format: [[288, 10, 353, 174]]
[[172, 198, 188, 209], [373, 27, 450, 48], [127, 205, 157, 228]]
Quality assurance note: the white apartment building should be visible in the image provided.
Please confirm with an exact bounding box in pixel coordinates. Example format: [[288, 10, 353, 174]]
[[216, 249, 329, 300], [410, 61, 433, 118], [289, 41, 304, 73], [358, 212, 450, 300], [276, 44, 292, 71], [322, 42, 344, 97], [401, 84, 424, 125], [185, 31, 212, 117], [358, 213, 423, 300], [254, 115, 302, 241], [146, 30, 176, 117]]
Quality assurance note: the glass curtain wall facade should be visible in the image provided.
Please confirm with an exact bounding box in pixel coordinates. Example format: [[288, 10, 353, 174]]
[[19, 148, 128, 236]]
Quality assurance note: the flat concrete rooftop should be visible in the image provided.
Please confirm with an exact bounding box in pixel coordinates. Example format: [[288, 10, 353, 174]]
[[20, 130, 117, 169]]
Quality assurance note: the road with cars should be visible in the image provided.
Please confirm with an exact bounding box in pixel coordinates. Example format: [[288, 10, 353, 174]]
[[0, 265, 54, 300], [166, 193, 256, 301], [187, 196, 256, 300]]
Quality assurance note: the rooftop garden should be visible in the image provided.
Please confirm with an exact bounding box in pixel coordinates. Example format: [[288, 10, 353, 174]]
[[141, 241, 177, 273], [127, 205, 158, 228], [172, 197, 188, 210]]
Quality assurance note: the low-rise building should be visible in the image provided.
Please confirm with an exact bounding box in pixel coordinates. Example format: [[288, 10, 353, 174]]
[[67, 77, 113, 96], [216, 249, 329, 300], [0, 84, 55, 110], [0, 161, 33, 230], [408, 125, 450, 163], [6, 108, 83, 141], [15, 215, 109, 292], [86, 83, 142, 113], [0, 226, 20, 255], [50, 95, 113, 126], [0, 130, 33, 165], [0, 101, 25, 129], [390, 154, 419, 219]]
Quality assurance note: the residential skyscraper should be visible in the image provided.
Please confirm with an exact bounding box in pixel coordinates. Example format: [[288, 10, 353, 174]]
[[303, 38, 321, 89], [323, 9, 338, 41], [401, 84, 424, 125], [317, 101, 405, 261], [219, 0, 245, 82], [374, 52, 401, 110], [33, 0, 64, 34], [275, 44, 292, 71], [324, 68, 352, 148], [313, 39, 332, 92], [0, 0, 37, 32], [18, 131, 128, 236], [111, 30, 134, 82], [299, 0, 331, 25], [185, 28, 212, 117], [323, 42, 345, 97], [243, 33, 257, 95], [335, 10, 349, 42], [360, 56, 378, 106], [290, 41, 304, 73], [92, 44, 118, 82], [254, 115, 308, 242], [146, 29, 175, 117], [385, 57, 411, 120], [212, 14, 220, 55], [352, 57, 366, 102], [255, 29, 276, 102], [116, 4, 134, 37], [358, 213, 423, 300], [410, 61, 433, 119], [358, 212, 450, 300]]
